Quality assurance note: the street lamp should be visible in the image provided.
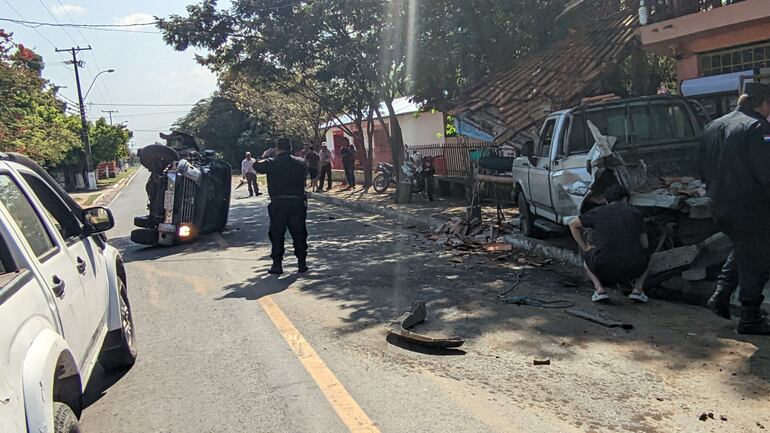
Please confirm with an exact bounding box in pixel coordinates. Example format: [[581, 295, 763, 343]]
[[84, 69, 115, 101]]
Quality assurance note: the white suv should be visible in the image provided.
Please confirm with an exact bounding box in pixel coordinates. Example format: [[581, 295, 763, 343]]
[[0, 153, 136, 433]]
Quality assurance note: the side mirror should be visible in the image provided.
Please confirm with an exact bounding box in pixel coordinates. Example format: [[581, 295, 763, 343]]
[[521, 140, 535, 157], [82, 206, 115, 235]]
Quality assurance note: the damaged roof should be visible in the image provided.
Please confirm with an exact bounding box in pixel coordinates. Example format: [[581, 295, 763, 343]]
[[452, 11, 639, 143]]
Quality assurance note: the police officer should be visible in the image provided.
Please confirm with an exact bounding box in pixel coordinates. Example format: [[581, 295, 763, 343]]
[[254, 139, 309, 274], [700, 82, 770, 335]]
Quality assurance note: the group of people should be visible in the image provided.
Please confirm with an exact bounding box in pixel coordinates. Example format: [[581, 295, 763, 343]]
[[569, 82, 770, 335]]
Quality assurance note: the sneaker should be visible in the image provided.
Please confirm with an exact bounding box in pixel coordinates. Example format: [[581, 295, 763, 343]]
[[629, 292, 649, 303], [268, 262, 283, 275], [592, 291, 610, 303]]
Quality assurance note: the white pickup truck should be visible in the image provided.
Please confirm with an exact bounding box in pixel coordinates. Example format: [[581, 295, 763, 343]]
[[0, 153, 136, 432]]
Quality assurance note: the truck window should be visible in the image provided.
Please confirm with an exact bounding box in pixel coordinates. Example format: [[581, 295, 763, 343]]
[[0, 175, 56, 259], [0, 233, 14, 276], [567, 113, 593, 154], [21, 173, 82, 240], [629, 104, 653, 143], [606, 107, 628, 147], [651, 101, 694, 141], [538, 118, 556, 158]]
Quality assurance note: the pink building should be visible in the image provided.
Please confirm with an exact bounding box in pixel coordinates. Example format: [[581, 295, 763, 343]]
[[640, 0, 770, 117]]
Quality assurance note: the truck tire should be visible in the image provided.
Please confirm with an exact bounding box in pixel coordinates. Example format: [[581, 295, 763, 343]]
[[100, 279, 137, 370], [53, 402, 81, 433], [517, 191, 544, 239]]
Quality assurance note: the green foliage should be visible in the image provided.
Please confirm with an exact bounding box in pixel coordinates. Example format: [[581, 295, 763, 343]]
[[89, 118, 131, 165], [0, 31, 80, 166]]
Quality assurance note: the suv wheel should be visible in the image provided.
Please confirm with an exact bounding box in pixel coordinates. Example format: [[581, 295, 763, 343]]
[[53, 402, 81, 433], [100, 279, 137, 370], [517, 191, 544, 238]]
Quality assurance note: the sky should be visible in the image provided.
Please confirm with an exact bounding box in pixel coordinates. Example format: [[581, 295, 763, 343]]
[[1, 0, 227, 149]]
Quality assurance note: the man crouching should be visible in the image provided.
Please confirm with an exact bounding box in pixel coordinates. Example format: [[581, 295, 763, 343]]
[[569, 185, 650, 303]]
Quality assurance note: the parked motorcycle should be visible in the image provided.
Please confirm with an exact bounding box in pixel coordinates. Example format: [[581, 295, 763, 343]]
[[372, 158, 428, 194]]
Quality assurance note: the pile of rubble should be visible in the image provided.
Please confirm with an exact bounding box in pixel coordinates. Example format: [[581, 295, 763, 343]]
[[425, 217, 552, 267], [632, 176, 711, 219]]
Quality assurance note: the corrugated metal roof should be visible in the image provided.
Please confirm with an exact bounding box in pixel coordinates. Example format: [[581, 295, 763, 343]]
[[452, 11, 639, 143]]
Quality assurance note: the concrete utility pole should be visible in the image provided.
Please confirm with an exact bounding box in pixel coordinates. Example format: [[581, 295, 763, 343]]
[[102, 109, 118, 125], [57, 46, 97, 190]]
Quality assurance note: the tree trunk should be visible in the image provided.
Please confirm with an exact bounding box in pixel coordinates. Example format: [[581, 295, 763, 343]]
[[364, 108, 375, 189], [384, 98, 408, 204]]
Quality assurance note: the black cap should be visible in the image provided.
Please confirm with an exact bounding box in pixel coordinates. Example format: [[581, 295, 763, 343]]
[[743, 82, 770, 99]]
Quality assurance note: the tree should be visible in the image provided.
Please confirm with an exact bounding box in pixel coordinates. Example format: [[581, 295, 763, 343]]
[[89, 118, 131, 165], [0, 30, 80, 166]]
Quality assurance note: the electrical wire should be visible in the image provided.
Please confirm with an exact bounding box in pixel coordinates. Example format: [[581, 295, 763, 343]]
[[87, 102, 197, 107], [0, 17, 158, 28], [1, 0, 59, 49], [113, 110, 190, 118]]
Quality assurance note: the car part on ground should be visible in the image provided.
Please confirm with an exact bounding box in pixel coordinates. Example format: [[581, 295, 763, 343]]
[[565, 308, 634, 330], [386, 301, 466, 349]]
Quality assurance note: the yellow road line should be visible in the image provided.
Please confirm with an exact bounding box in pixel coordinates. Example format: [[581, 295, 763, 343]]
[[259, 295, 381, 433]]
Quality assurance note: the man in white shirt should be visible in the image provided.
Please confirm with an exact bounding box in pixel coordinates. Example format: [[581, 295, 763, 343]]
[[318, 145, 333, 191], [241, 152, 261, 196]]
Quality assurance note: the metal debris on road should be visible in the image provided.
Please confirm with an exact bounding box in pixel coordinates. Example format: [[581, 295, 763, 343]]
[[533, 359, 551, 366], [565, 309, 634, 330], [483, 242, 513, 252], [386, 301, 466, 349], [501, 296, 575, 309]]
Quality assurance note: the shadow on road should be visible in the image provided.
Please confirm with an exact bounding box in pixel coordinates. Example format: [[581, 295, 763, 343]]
[[82, 363, 133, 409]]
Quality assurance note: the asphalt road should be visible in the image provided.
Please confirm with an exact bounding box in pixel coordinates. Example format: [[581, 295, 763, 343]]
[[79, 170, 770, 433]]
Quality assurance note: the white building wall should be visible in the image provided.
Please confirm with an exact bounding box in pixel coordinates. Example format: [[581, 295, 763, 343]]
[[323, 110, 447, 150]]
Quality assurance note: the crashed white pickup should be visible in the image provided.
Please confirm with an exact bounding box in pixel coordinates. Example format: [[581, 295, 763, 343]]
[[512, 95, 730, 286]]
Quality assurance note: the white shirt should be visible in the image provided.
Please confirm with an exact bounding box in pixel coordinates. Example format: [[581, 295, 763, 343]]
[[242, 157, 256, 175]]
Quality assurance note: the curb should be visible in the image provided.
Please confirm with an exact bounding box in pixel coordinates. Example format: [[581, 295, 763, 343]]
[[308, 191, 581, 267], [306, 192, 763, 308]]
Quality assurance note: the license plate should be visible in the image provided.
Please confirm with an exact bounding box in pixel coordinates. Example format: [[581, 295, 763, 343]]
[[164, 190, 174, 209]]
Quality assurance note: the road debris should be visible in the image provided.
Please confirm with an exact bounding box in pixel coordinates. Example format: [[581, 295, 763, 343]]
[[565, 309, 634, 330], [500, 296, 575, 309], [386, 301, 466, 349], [699, 413, 708, 421], [533, 359, 551, 366], [720, 415, 727, 421], [483, 242, 513, 252]]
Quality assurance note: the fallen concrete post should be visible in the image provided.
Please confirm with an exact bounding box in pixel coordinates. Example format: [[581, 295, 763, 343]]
[[386, 301, 466, 349]]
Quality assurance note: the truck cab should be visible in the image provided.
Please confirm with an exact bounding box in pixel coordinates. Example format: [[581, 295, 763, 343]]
[[513, 95, 708, 237]]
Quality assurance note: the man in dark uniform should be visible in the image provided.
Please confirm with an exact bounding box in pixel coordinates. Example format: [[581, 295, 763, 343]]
[[700, 82, 770, 335], [254, 139, 309, 274]]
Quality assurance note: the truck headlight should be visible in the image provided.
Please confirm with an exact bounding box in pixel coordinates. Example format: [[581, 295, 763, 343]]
[[178, 224, 192, 238]]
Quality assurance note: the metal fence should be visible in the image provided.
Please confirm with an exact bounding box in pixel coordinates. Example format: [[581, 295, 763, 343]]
[[410, 140, 496, 178]]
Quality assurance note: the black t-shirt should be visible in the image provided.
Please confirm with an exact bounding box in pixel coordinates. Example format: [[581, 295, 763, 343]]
[[579, 201, 646, 263]]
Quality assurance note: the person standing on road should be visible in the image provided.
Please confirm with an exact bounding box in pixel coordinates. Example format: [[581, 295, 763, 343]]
[[340, 139, 356, 190], [304, 146, 321, 192], [700, 82, 770, 335], [318, 145, 333, 192], [241, 152, 261, 197], [254, 139, 309, 275], [568, 185, 650, 303]]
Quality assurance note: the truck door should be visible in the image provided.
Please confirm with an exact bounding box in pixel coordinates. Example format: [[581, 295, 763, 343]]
[[19, 171, 109, 344], [0, 173, 91, 367], [528, 117, 558, 219]]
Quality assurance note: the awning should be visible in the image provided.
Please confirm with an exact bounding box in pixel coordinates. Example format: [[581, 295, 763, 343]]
[[455, 116, 495, 142], [681, 70, 754, 97]]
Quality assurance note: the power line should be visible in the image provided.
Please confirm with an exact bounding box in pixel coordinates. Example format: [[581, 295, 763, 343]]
[[0, 16, 158, 27], [0, 18, 161, 35], [2, 0, 59, 49], [87, 102, 198, 107], [113, 110, 191, 118], [50, 0, 116, 107], [36, 0, 79, 46]]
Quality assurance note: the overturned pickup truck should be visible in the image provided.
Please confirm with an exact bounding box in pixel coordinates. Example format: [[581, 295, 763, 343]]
[[512, 95, 730, 287], [132, 132, 231, 246]]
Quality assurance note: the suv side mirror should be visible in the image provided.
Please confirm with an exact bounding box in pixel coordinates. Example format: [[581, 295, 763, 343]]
[[520, 140, 535, 157], [82, 206, 115, 235]]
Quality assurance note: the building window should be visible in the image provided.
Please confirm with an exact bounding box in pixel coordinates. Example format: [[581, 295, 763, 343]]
[[700, 41, 770, 76]]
